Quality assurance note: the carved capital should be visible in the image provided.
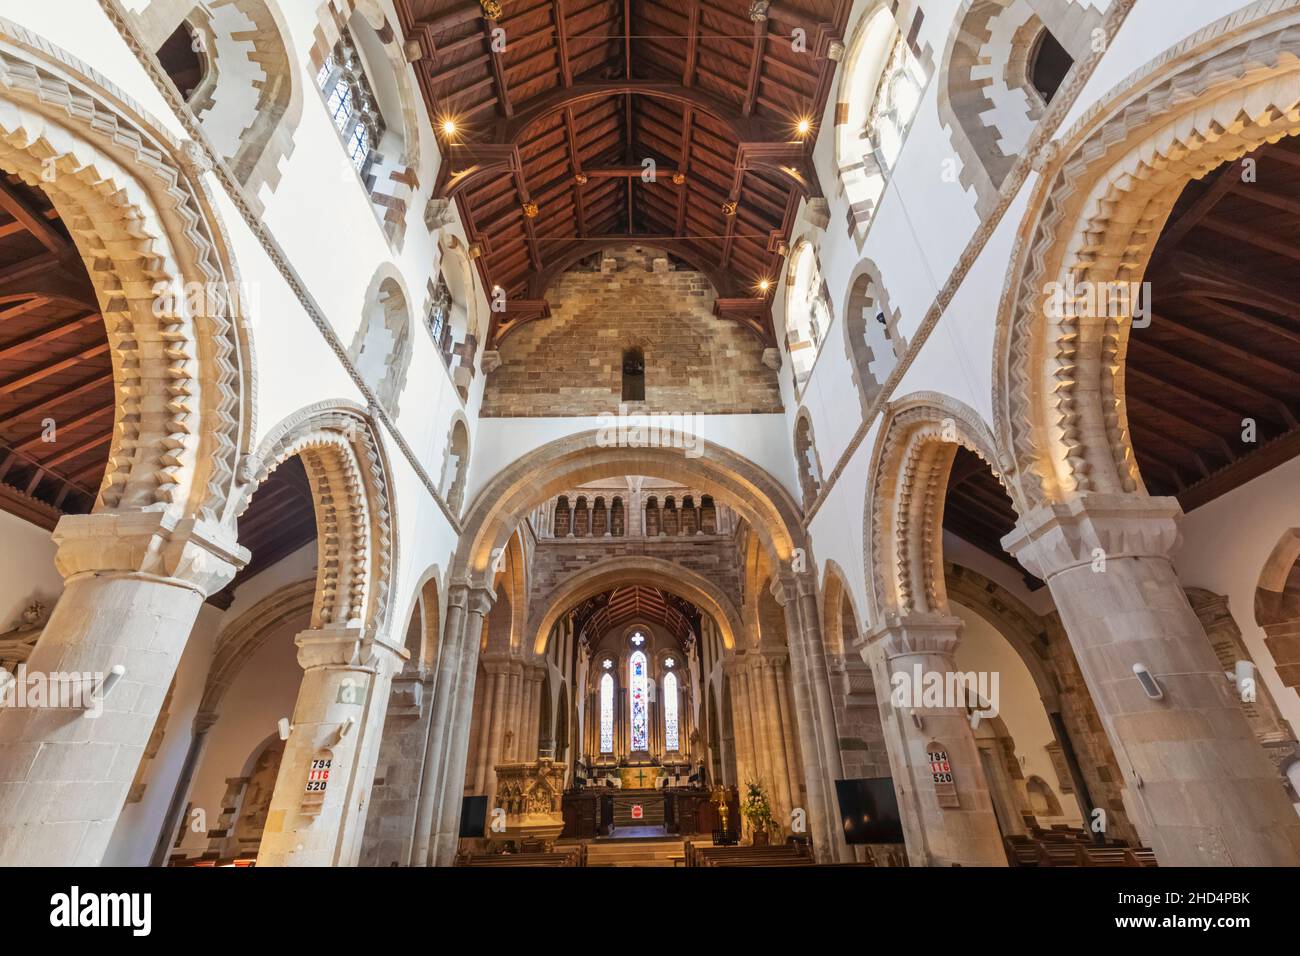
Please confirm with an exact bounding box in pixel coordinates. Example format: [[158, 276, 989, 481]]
[[1002, 494, 1183, 579], [295, 624, 408, 675], [862, 612, 964, 663], [480, 349, 502, 373], [52, 511, 246, 597], [761, 347, 781, 370]]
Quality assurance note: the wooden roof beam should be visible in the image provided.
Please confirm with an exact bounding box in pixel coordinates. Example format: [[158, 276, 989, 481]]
[[0, 179, 66, 254]]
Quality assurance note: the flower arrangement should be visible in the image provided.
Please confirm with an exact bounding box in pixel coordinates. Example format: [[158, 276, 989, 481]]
[[740, 780, 777, 843]]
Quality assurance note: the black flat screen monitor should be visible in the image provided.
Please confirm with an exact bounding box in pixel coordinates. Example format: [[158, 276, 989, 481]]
[[459, 795, 488, 838], [835, 777, 904, 845]]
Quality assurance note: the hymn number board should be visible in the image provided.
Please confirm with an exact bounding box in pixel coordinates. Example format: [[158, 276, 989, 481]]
[[306, 758, 332, 793], [927, 743, 960, 808]]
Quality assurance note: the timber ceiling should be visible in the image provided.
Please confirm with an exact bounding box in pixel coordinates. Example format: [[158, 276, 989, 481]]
[[571, 583, 701, 648], [0, 174, 109, 529], [396, 0, 851, 345]]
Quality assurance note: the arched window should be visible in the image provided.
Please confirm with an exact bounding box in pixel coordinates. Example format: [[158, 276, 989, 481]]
[[663, 670, 679, 752], [785, 243, 831, 388], [155, 21, 206, 102], [599, 672, 614, 754], [1029, 28, 1073, 104], [622, 347, 645, 401], [426, 272, 453, 359], [835, 10, 925, 236], [629, 649, 649, 752], [316, 29, 385, 172]]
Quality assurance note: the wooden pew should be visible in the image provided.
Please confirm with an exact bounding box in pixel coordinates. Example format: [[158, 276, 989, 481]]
[[456, 845, 586, 867]]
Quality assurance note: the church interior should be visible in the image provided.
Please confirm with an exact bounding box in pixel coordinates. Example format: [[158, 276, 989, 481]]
[[0, 0, 1298, 877]]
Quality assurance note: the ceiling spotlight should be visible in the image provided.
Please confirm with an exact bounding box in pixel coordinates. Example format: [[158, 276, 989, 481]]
[[441, 118, 458, 138], [757, 278, 772, 293], [795, 117, 813, 138]]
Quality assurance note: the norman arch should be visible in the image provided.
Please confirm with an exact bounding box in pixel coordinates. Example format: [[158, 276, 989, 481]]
[[454, 431, 805, 586], [994, 4, 1300, 510], [349, 265, 413, 417], [866, 392, 1009, 621], [307, 0, 423, 249], [0, 23, 253, 523], [234, 401, 397, 636]]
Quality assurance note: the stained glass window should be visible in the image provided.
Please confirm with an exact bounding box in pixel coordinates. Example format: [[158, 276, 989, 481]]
[[629, 650, 648, 751], [663, 670, 679, 751], [599, 672, 614, 754]]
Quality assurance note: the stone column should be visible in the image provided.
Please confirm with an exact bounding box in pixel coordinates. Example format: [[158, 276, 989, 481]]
[[758, 653, 795, 816], [772, 657, 804, 816], [431, 587, 495, 866], [861, 613, 1006, 867], [774, 572, 849, 861], [472, 665, 503, 795], [1005, 495, 1300, 866], [256, 623, 407, 866], [0, 512, 241, 866], [410, 583, 469, 865], [724, 659, 754, 788]]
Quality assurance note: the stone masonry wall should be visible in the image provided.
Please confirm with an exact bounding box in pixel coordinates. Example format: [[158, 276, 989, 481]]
[[529, 537, 745, 618], [480, 247, 783, 416]]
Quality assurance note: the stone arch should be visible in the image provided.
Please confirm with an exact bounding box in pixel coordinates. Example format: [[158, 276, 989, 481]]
[[0, 22, 254, 522], [198, 577, 315, 721], [455, 430, 805, 587], [866, 392, 1009, 621], [994, 3, 1300, 509], [440, 413, 471, 515], [234, 401, 397, 636], [937, 0, 1102, 218], [349, 265, 413, 416], [528, 555, 745, 656], [793, 408, 824, 509], [842, 257, 906, 414], [401, 564, 443, 673], [307, 0, 422, 249], [1255, 529, 1300, 695], [833, 1, 929, 238], [821, 559, 865, 660], [128, 0, 304, 212]]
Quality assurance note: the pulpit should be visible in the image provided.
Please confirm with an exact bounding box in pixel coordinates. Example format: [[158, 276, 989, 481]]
[[490, 758, 567, 847]]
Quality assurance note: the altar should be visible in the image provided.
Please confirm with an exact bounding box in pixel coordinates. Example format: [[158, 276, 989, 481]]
[[619, 766, 659, 790], [612, 791, 665, 827]]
